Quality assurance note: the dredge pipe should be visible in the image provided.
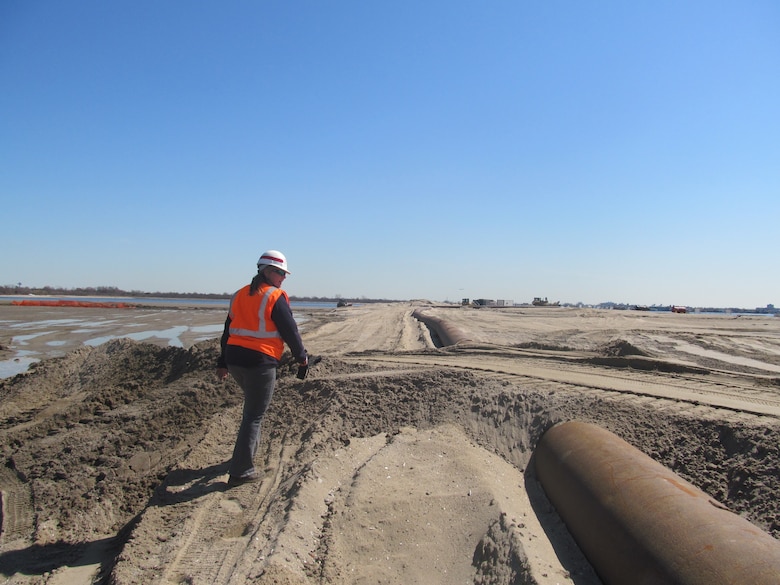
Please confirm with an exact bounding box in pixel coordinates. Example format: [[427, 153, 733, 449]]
[[534, 421, 780, 585], [411, 310, 470, 347]]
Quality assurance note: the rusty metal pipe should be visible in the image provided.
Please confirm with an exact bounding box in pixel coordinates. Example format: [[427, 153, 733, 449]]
[[534, 421, 780, 585]]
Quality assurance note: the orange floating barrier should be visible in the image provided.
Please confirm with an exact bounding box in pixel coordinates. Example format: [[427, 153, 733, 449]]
[[11, 300, 133, 308]]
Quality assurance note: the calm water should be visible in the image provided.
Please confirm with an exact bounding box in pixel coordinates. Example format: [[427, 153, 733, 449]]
[[0, 297, 342, 378]]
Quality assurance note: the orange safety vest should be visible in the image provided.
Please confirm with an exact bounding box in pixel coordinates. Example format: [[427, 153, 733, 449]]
[[227, 283, 288, 359]]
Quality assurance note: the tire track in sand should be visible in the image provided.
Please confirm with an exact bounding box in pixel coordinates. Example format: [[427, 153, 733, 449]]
[[347, 351, 780, 418], [157, 439, 295, 585], [0, 464, 34, 547]]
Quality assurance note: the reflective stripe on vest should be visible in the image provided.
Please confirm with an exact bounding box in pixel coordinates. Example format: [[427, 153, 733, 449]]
[[227, 283, 286, 359]]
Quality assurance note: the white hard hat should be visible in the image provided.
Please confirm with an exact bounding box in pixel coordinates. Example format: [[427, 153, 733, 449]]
[[257, 250, 290, 274]]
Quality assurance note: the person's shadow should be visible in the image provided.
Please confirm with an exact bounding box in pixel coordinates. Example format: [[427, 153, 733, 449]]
[[151, 460, 232, 505], [0, 461, 231, 581], [2, 456, 593, 582], [0, 537, 117, 580]]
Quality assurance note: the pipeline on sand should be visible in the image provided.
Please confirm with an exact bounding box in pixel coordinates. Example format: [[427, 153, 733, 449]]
[[411, 309, 470, 347], [534, 420, 780, 585]]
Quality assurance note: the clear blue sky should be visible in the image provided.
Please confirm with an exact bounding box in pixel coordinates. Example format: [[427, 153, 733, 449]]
[[2, 1, 778, 308]]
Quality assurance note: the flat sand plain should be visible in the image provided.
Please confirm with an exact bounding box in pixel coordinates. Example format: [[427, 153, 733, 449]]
[[1, 301, 779, 584]]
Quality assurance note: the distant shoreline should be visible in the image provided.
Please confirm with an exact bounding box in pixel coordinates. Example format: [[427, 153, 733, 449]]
[[0, 289, 775, 314], [0, 288, 399, 305], [0, 295, 350, 311]]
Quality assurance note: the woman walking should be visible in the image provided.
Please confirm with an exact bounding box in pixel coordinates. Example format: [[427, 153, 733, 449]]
[[217, 250, 308, 486]]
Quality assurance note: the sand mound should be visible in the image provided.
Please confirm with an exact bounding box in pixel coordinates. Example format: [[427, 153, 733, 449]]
[[0, 339, 239, 544], [598, 339, 648, 357]]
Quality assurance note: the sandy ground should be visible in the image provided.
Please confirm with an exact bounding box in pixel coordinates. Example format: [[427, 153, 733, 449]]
[[1, 301, 779, 584]]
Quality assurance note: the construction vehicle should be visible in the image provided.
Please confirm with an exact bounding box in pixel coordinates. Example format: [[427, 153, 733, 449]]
[[532, 297, 560, 307]]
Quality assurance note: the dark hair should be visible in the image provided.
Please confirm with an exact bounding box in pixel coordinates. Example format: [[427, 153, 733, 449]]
[[249, 268, 268, 296]]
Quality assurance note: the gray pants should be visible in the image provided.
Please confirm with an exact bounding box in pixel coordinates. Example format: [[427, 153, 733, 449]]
[[227, 364, 276, 479]]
